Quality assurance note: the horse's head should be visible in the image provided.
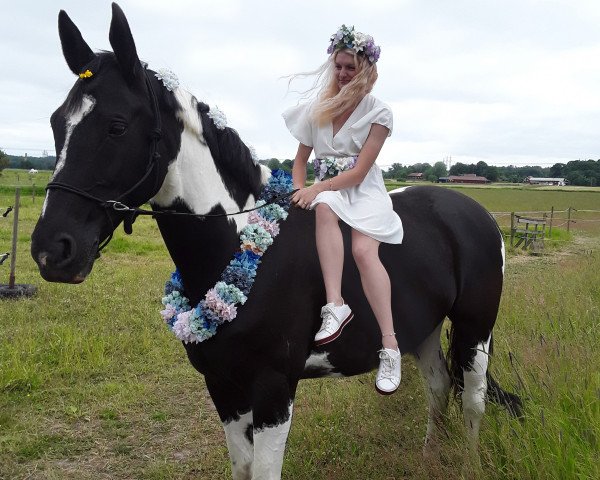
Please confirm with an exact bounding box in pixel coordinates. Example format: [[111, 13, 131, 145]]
[[31, 3, 181, 283]]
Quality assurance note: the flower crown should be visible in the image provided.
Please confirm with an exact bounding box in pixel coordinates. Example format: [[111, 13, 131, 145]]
[[327, 24, 381, 64]]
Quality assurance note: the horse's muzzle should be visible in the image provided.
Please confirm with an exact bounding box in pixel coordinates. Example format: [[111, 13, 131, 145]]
[[31, 228, 97, 283]]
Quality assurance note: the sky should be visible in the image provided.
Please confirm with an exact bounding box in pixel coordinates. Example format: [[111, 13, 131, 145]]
[[1, 0, 599, 169]]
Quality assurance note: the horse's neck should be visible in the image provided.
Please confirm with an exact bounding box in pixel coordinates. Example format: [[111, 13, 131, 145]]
[[151, 89, 269, 302], [152, 89, 269, 231]]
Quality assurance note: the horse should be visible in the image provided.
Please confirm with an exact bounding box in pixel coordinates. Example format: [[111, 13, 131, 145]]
[[31, 4, 522, 479]]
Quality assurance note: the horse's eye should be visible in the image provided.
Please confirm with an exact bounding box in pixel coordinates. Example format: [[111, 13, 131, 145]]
[[109, 122, 128, 136]]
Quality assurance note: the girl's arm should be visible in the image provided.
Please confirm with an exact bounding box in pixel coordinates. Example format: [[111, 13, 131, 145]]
[[292, 143, 313, 190]]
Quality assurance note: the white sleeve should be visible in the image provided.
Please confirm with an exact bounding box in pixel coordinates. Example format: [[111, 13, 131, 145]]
[[282, 102, 314, 147], [348, 103, 393, 150]]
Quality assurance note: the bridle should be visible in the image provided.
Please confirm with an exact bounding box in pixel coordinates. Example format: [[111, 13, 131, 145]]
[[45, 67, 295, 253]]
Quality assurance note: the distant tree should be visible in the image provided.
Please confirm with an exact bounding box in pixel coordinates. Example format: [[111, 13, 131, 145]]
[[475, 161, 488, 177], [431, 161, 448, 179], [382, 163, 408, 180], [408, 162, 432, 174], [267, 158, 281, 170], [484, 165, 499, 182], [550, 163, 566, 177], [449, 162, 473, 176], [0, 149, 8, 173], [281, 159, 293, 173], [21, 159, 34, 170]]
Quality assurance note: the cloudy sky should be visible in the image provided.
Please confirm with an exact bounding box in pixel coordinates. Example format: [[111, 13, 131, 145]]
[[1, 0, 599, 169]]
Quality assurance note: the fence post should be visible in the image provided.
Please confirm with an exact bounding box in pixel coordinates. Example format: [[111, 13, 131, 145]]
[[567, 207, 571, 233], [8, 188, 20, 289], [510, 212, 515, 247], [549, 206, 554, 237]]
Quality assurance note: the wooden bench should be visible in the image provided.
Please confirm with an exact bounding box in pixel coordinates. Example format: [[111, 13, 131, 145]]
[[510, 214, 547, 252]]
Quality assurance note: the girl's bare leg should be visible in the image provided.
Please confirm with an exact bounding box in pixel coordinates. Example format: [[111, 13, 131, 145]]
[[350, 229, 398, 350], [315, 203, 344, 305]]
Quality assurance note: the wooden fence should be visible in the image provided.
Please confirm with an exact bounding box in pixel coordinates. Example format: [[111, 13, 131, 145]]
[[491, 208, 600, 251]]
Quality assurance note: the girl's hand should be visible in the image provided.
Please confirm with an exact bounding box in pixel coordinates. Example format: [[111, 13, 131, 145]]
[[291, 184, 324, 210]]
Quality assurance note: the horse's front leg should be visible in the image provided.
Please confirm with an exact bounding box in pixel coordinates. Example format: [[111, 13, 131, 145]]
[[205, 378, 255, 480], [250, 370, 296, 480]]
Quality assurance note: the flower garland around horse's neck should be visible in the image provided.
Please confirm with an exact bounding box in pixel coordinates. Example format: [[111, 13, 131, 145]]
[[160, 169, 293, 343]]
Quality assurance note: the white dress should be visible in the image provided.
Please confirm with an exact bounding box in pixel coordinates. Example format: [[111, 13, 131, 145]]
[[282, 94, 403, 244]]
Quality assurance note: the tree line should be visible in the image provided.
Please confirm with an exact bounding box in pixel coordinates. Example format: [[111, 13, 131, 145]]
[[2, 150, 598, 186], [1, 153, 56, 171], [382, 159, 600, 186]]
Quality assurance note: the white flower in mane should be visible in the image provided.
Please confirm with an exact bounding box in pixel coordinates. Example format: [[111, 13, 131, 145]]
[[155, 68, 179, 91], [208, 106, 228, 130]]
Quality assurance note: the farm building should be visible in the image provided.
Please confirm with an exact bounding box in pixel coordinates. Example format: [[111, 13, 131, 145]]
[[407, 172, 425, 181], [446, 174, 490, 184], [524, 176, 566, 186]]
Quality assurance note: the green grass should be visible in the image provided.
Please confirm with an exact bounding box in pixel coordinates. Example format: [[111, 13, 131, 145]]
[[0, 185, 599, 479]]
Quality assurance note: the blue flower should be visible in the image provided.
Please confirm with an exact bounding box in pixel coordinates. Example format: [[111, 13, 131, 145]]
[[221, 265, 255, 295], [215, 281, 248, 305]]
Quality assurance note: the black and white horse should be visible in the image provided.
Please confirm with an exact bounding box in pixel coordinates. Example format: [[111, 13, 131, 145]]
[[31, 4, 521, 479]]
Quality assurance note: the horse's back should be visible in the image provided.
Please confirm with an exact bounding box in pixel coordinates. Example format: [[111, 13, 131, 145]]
[[388, 186, 504, 343]]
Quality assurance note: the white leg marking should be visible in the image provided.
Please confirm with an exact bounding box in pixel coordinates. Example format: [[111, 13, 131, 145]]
[[303, 352, 344, 377], [500, 229, 506, 275], [462, 334, 491, 450], [223, 410, 254, 480], [152, 89, 266, 232], [43, 94, 96, 218], [252, 402, 293, 480], [415, 323, 451, 448]]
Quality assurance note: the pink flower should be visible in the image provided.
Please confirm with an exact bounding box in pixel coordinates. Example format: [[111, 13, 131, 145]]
[[219, 303, 238, 321], [205, 289, 221, 309], [248, 211, 264, 224], [173, 311, 196, 343], [160, 304, 177, 323], [257, 218, 280, 237]]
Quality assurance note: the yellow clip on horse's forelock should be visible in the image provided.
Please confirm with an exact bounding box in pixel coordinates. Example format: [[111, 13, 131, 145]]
[[79, 70, 93, 79]]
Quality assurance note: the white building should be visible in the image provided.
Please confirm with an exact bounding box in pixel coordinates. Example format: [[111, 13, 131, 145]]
[[525, 176, 566, 186]]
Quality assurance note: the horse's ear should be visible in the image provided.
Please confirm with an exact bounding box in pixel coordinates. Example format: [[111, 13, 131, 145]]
[[109, 3, 141, 83], [58, 10, 95, 75]]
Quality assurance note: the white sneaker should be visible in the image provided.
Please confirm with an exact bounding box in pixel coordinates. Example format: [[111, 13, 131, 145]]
[[375, 348, 401, 395], [314, 302, 353, 346]]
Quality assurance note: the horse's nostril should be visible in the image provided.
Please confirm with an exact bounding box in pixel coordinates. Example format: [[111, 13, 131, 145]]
[[56, 233, 77, 266]]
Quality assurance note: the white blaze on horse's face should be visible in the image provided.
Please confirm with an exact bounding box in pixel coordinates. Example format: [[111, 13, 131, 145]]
[[42, 94, 96, 218], [53, 94, 96, 178]]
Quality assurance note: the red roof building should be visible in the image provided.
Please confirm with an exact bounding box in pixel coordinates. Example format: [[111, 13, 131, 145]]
[[407, 172, 425, 180], [447, 174, 490, 184]]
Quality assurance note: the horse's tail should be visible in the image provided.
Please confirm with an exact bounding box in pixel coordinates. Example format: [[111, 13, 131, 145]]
[[447, 327, 523, 418]]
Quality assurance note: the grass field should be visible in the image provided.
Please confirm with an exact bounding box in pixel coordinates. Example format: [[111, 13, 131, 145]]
[[0, 177, 599, 479]]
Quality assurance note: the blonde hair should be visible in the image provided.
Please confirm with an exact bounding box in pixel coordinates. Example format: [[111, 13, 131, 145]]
[[313, 49, 378, 124]]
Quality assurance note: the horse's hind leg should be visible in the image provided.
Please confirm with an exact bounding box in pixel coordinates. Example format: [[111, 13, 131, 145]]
[[461, 334, 491, 452], [414, 322, 451, 455]]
